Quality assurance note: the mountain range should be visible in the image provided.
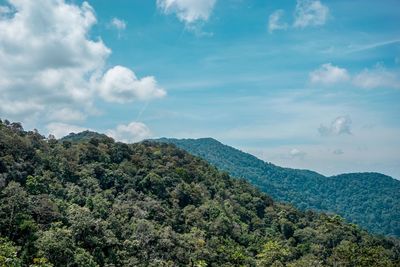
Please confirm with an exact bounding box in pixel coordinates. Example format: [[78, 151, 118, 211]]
[[155, 137, 400, 237], [0, 121, 399, 266]]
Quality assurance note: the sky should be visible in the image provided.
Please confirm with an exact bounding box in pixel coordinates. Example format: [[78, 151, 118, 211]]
[[0, 0, 399, 178]]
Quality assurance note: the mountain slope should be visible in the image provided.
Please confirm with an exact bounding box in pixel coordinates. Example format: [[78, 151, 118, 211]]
[[155, 137, 400, 237], [60, 130, 112, 143], [0, 120, 399, 266]]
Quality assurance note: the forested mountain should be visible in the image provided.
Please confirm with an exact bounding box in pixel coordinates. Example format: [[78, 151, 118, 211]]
[[61, 131, 110, 143], [156, 138, 400, 237], [0, 120, 399, 266]]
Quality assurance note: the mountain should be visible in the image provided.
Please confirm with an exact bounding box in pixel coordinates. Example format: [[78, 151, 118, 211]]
[[61, 130, 112, 143], [0, 120, 399, 266], [155, 138, 400, 237]]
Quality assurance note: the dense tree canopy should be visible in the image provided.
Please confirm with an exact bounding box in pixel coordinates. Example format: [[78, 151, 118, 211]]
[[0, 120, 399, 266], [156, 138, 400, 237]]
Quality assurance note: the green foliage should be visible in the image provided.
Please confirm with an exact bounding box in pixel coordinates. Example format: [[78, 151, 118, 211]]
[[73, 248, 99, 267], [256, 240, 290, 266], [36, 225, 76, 265], [157, 137, 400, 237], [29, 258, 53, 267], [0, 237, 22, 267], [0, 120, 399, 266]]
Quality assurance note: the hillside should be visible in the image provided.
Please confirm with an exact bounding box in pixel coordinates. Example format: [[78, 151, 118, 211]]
[[0, 120, 399, 266], [156, 138, 400, 237], [61, 131, 111, 143]]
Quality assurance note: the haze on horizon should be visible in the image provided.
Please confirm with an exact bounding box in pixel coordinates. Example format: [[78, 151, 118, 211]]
[[0, 0, 399, 178]]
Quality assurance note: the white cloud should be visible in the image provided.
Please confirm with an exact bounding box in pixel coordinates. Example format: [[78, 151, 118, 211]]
[[110, 17, 126, 30], [310, 63, 350, 85], [0, 0, 165, 124], [0, 100, 44, 116], [107, 121, 152, 143], [268, 0, 328, 33], [268, 10, 288, 33], [99, 66, 166, 103], [309, 63, 399, 89], [47, 120, 153, 142], [46, 122, 90, 139], [353, 65, 400, 89], [319, 116, 352, 136], [0, 0, 105, 121], [294, 0, 329, 28], [290, 148, 306, 159], [157, 0, 216, 26], [48, 108, 87, 123]]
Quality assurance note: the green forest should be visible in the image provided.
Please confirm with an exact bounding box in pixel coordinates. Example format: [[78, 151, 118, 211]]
[[156, 138, 400, 237], [0, 120, 399, 266]]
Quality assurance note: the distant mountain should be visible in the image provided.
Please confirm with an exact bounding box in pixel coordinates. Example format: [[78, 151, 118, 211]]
[[2, 121, 399, 266], [155, 137, 400, 237]]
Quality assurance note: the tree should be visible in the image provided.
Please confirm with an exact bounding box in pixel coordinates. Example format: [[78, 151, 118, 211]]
[[35, 225, 76, 266], [256, 240, 290, 266], [0, 237, 22, 267], [0, 182, 30, 240]]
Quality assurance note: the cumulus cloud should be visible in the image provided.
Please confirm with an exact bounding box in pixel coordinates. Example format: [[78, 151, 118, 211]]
[[268, 10, 287, 33], [294, 0, 329, 28], [110, 17, 126, 30], [353, 65, 400, 89], [107, 121, 152, 143], [310, 63, 350, 85], [0, 0, 165, 124], [48, 108, 87, 123], [46, 122, 90, 139], [0, 100, 44, 117], [290, 148, 306, 159], [99, 66, 166, 103], [319, 116, 352, 136], [0, 0, 105, 120], [309, 63, 400, 89], [157, 0, 216, 27]]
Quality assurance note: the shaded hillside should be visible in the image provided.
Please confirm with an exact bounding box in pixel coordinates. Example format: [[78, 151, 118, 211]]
[[0, 120, 399, 266], [156, 138, 400, 237]]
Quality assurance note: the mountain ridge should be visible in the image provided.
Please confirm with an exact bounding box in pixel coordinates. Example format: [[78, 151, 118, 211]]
[[157, 137, 394, 179], [155, 137, 400, 237]]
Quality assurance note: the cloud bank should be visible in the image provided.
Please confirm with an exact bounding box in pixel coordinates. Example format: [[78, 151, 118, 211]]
[[310, 63, 400, 89], [0, 0, 165, 126], [353, 65, 400, 89]]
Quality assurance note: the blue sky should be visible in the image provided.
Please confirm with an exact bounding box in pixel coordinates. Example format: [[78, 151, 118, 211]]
[[0, 0, 399, 178]]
